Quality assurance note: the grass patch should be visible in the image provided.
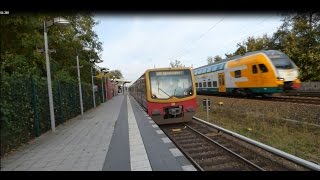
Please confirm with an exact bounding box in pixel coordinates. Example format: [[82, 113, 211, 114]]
[[195, 96, 320, 164]]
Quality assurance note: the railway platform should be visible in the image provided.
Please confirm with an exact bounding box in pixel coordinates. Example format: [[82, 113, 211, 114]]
[[0, 94, 196, 171]]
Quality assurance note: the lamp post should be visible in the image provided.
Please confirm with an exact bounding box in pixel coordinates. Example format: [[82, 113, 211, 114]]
[[75, 49, 84, 116], [91, 64, 96, 108], [43, 17, 70, 132], [90, 59, 103, 108], [100, 67, 109, 103], [73, 33, 91, 116]]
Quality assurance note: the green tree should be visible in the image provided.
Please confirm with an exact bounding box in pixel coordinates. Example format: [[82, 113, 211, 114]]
[[273, 12, 320, 81], [0, 14, 103, 83], [224, 12, 320, 81], [170, 59, 185, 67], [207, 56, 214, 64], [109, 69, 123, 79], [213, 55, 223, 62]]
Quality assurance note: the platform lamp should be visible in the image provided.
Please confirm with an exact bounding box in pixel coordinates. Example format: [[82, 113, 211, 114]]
[[43, 17, 70, 132], [100, 67, 109, 102], [90, 59, 103, 108]]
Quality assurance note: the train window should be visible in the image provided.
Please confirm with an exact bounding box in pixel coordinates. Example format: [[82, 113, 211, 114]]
[[266, 51, 294, 69], [203, 82, 207, 87], [212, 81, 217, 87], [195, 83, 198, 87], [222, 63, 226, 70], [252, 65, 258, 74], [207, 81, 212, 87], [235, 70, 241, 78], [203, 68, 208, 73], [199, 82, 202, 87], [259, 64, 268, 73], [211, 66, 217, 72]]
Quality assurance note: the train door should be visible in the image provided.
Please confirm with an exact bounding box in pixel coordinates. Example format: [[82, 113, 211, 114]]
[[258, 64, 269, 86], [251, 64, 261, 87], [218, 73, 226, 93]]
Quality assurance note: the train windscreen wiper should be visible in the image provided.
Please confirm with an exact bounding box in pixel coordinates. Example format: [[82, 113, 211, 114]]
[[170, 87, 178, 98], [158, 87, 171, 98]]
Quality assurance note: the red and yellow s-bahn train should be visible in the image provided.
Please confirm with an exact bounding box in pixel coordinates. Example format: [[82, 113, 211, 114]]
[[129, 67, 197, 125]]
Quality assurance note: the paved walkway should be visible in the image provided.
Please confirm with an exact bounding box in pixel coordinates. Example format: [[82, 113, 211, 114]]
[[0, 95, 124, 171]]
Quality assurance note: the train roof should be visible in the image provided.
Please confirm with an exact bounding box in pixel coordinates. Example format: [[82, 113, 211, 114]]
[[145, 67, 192, 72], [193, 50, 285, 70], [130, 67, 193, 87]]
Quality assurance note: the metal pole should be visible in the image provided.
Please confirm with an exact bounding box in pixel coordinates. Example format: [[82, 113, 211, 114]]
[[104, 76, 108, 100], [44, 21, 55, 132], [123, 82, 125, 95], [91, 66, 96, 108], [101, 75, 105, 102], [206, 99, 209, 121], [76, 51, 83, 115]]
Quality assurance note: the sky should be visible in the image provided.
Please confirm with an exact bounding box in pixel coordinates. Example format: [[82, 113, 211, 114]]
[[92, 14, 283, 85]]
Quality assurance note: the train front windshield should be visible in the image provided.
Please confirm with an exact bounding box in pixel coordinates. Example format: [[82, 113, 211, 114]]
[[149, 70, 193, 99], [266, 51, 295, 69]]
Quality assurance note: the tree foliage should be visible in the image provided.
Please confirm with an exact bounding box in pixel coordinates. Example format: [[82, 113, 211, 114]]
[[170, 59, 185, 68], [214, 55, 223, 63], [108, 69, 123, 79], [207, 56, 214, 64], [225, 12, 320, 81], [0, 14, 115, 83]]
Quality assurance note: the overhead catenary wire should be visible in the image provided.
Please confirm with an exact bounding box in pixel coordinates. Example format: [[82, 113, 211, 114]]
[[169, 15, 267, 66], [168, 17, 225, 62], [183, 15, 279, 67], [214, 15, 278, 57]]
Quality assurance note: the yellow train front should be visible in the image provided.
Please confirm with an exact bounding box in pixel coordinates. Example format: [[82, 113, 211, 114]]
[[194, 50, 301, 96], [129, 67, 197, 125]]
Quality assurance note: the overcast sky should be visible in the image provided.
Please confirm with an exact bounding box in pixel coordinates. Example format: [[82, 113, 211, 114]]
[[93, 14, 283, 85]]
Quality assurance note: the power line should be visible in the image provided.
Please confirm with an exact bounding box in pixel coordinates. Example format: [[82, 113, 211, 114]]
[[185, 15, 277, 66], [169, 17, 225, 62], [214, 15, 276, 56]]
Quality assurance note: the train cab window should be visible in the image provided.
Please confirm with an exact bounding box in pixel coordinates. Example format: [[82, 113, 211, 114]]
[[259, 64, 268, 73], [235, 70, 241, 78], [207, 81, 212, 87], [252, 65, 258, 74], [212, 81, 217, 87], [203, 82, 207, 87], [211, 66, 217, 72], [199, 82, 202, 87], [195, 82, 198, 87]]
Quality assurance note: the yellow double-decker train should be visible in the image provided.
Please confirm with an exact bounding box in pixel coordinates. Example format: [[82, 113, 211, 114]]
[[129, 67, 197, 125], [193, 50, 301, 96]]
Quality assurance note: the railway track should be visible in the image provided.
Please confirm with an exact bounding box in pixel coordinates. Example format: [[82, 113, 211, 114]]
[[282, 91, 320, 97], [268, 96, 320, 105], [161, 117, 320, 171], [201, 94, 320, 105]]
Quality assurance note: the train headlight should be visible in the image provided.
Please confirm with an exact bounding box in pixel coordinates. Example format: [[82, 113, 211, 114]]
[[277, 77, 284, 81]]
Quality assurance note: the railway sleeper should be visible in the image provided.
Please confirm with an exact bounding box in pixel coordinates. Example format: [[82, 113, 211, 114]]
[[196, 157, 230, 167], [185, 146, 213, 154], [203, 161, 251, 171], [176, 139, 204, 144], [171, 135, 196, 140], [190, 151, 222, 160], [180, 142, 204, 148]]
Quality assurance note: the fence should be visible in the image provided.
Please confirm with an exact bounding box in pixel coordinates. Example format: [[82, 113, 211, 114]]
[[0, 75, 104, 156]]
